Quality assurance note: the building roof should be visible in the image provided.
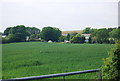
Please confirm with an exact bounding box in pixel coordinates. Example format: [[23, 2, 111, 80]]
[[81, 34, 91, 37], [62, 30, 82, 34]]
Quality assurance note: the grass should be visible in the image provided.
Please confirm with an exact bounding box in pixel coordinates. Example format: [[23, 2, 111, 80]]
[[2, 42, 112, 79]]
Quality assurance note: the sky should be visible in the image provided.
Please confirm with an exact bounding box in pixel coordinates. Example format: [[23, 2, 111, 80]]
[[0, 0, 119, 32]]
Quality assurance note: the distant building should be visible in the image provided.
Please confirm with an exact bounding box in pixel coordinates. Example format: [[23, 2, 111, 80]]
[[48, 40, 52, 43], [2, 35, 6, 38], [81, 34, 91, 42], [26, 36, 29, 41], [64, 40, 70, 43]]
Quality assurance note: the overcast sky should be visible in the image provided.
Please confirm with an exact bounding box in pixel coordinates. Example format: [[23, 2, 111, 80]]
[[0, 0, 119, 32]]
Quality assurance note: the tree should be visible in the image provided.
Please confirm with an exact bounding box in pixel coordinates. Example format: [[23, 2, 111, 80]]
[[40, 26, 61, 42], [96, 28, 109, 43], [89, 29, 98, 43], [8, 25, 28, 42], [82, 27, 92, 34], [101, 41, 120, 80], [26, 27, 40, 35], [9, 25, 27, 34], [109, 29, 119, 40], [70, 32, 78, 40], [66, 33, 70, 41], [90, 29, 98, 37], [26, 27, 40, 41], [59, 35, 66, 42], [108, 28, 116, 32], [4, 27, 12, 36], [70, 34, 85, 43]]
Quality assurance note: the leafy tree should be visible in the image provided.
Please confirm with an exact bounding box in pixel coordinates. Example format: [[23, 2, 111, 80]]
[[108, 28, 116, 32], [26, 27, 40, 36], [4, 27, 12, 36], [90, 29, 98, 37], [29, 34, 36, 40], [66, 33, 70, 41], [9, 25, 27, 34], [40, 26, 61, 42], [96, 28, 109, 43], [101, 41, 120, 80], [70, 32, 78, 39], [82, 27, 92, 34], [8, 25, 28, 42], [70, 34, 85, 43], [26, 27, 40, 41], [109, 29, 119, 40], [7, 34, 16, 42], [59, 35, 66, 42], [89, 29, 98, 43]]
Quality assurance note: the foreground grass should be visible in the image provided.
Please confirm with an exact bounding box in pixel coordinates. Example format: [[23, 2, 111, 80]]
[[2, 42, 112, 79]]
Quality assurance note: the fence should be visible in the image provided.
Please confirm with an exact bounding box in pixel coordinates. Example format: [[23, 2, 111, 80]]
[[2, 69, 102, 81]]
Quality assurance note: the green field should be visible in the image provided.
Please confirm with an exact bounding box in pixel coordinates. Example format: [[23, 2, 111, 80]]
[[2, 42, 112, 79]]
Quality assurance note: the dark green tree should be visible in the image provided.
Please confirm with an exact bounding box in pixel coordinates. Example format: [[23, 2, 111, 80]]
[[26, 27, 40, 40], [8, 25, 28, 42], [96, 28, 109, 43], [108, 28, 116, 32], [4, 27, 12, 36], [70, 32, 78, 39], [89, 29, 98, 43], [40, 26, 61, 42], [26, 27, 40, 35], [109, 29, 119, 40], [66, 33, 70, 41], [82, 27, 92, 34], [70, 34, 85, 43], [59, 35, 66, 42]]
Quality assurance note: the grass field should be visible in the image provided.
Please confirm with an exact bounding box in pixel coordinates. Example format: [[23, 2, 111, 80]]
[[2, 42, 112, 79]]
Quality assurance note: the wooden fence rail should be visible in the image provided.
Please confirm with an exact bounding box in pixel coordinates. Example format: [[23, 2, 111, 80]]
[[2, 69, 102, 81]]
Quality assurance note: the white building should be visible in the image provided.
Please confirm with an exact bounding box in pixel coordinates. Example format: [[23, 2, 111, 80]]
[[48, 40, 52, 43], [2, 35, 6, 38], [81, 34, 91, 42]]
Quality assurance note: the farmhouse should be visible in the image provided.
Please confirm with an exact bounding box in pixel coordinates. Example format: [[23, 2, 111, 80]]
[[48, 40, 53, 43], [64, 40, 70, 43], [1, 35, 6, 38], [81, 34, 91, 42], [26, 36, 29, 41]]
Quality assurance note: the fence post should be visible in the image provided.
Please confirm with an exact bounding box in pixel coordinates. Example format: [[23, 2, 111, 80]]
[[98, 71, 102, 81]]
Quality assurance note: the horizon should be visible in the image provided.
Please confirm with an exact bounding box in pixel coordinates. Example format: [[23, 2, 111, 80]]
[[0, 0, 118, 32], [0, 25, 118, 33]]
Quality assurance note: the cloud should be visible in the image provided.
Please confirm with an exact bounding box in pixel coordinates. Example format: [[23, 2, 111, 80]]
[[1, 0, 119, 3], [0, 0, 118, 32]]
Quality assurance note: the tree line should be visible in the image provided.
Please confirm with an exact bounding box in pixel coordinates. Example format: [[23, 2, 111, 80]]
[[84, 27, 119, 44], [1, 25, 119, 44], [59, 27, 119, 44], [1, 25, 61, 43]]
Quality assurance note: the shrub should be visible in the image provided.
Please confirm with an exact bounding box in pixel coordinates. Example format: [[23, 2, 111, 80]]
[[70, 34, 85, 43], [101, 41, 120, 80]]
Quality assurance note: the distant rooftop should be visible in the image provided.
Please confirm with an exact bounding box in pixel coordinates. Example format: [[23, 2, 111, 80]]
[[62, 30, 83, 34]]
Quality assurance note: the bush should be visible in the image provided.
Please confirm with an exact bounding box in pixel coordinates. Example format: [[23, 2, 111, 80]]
[[70, 34, 85, 43], [101, 41, 120, 80], [2, 37, 10, 44]]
